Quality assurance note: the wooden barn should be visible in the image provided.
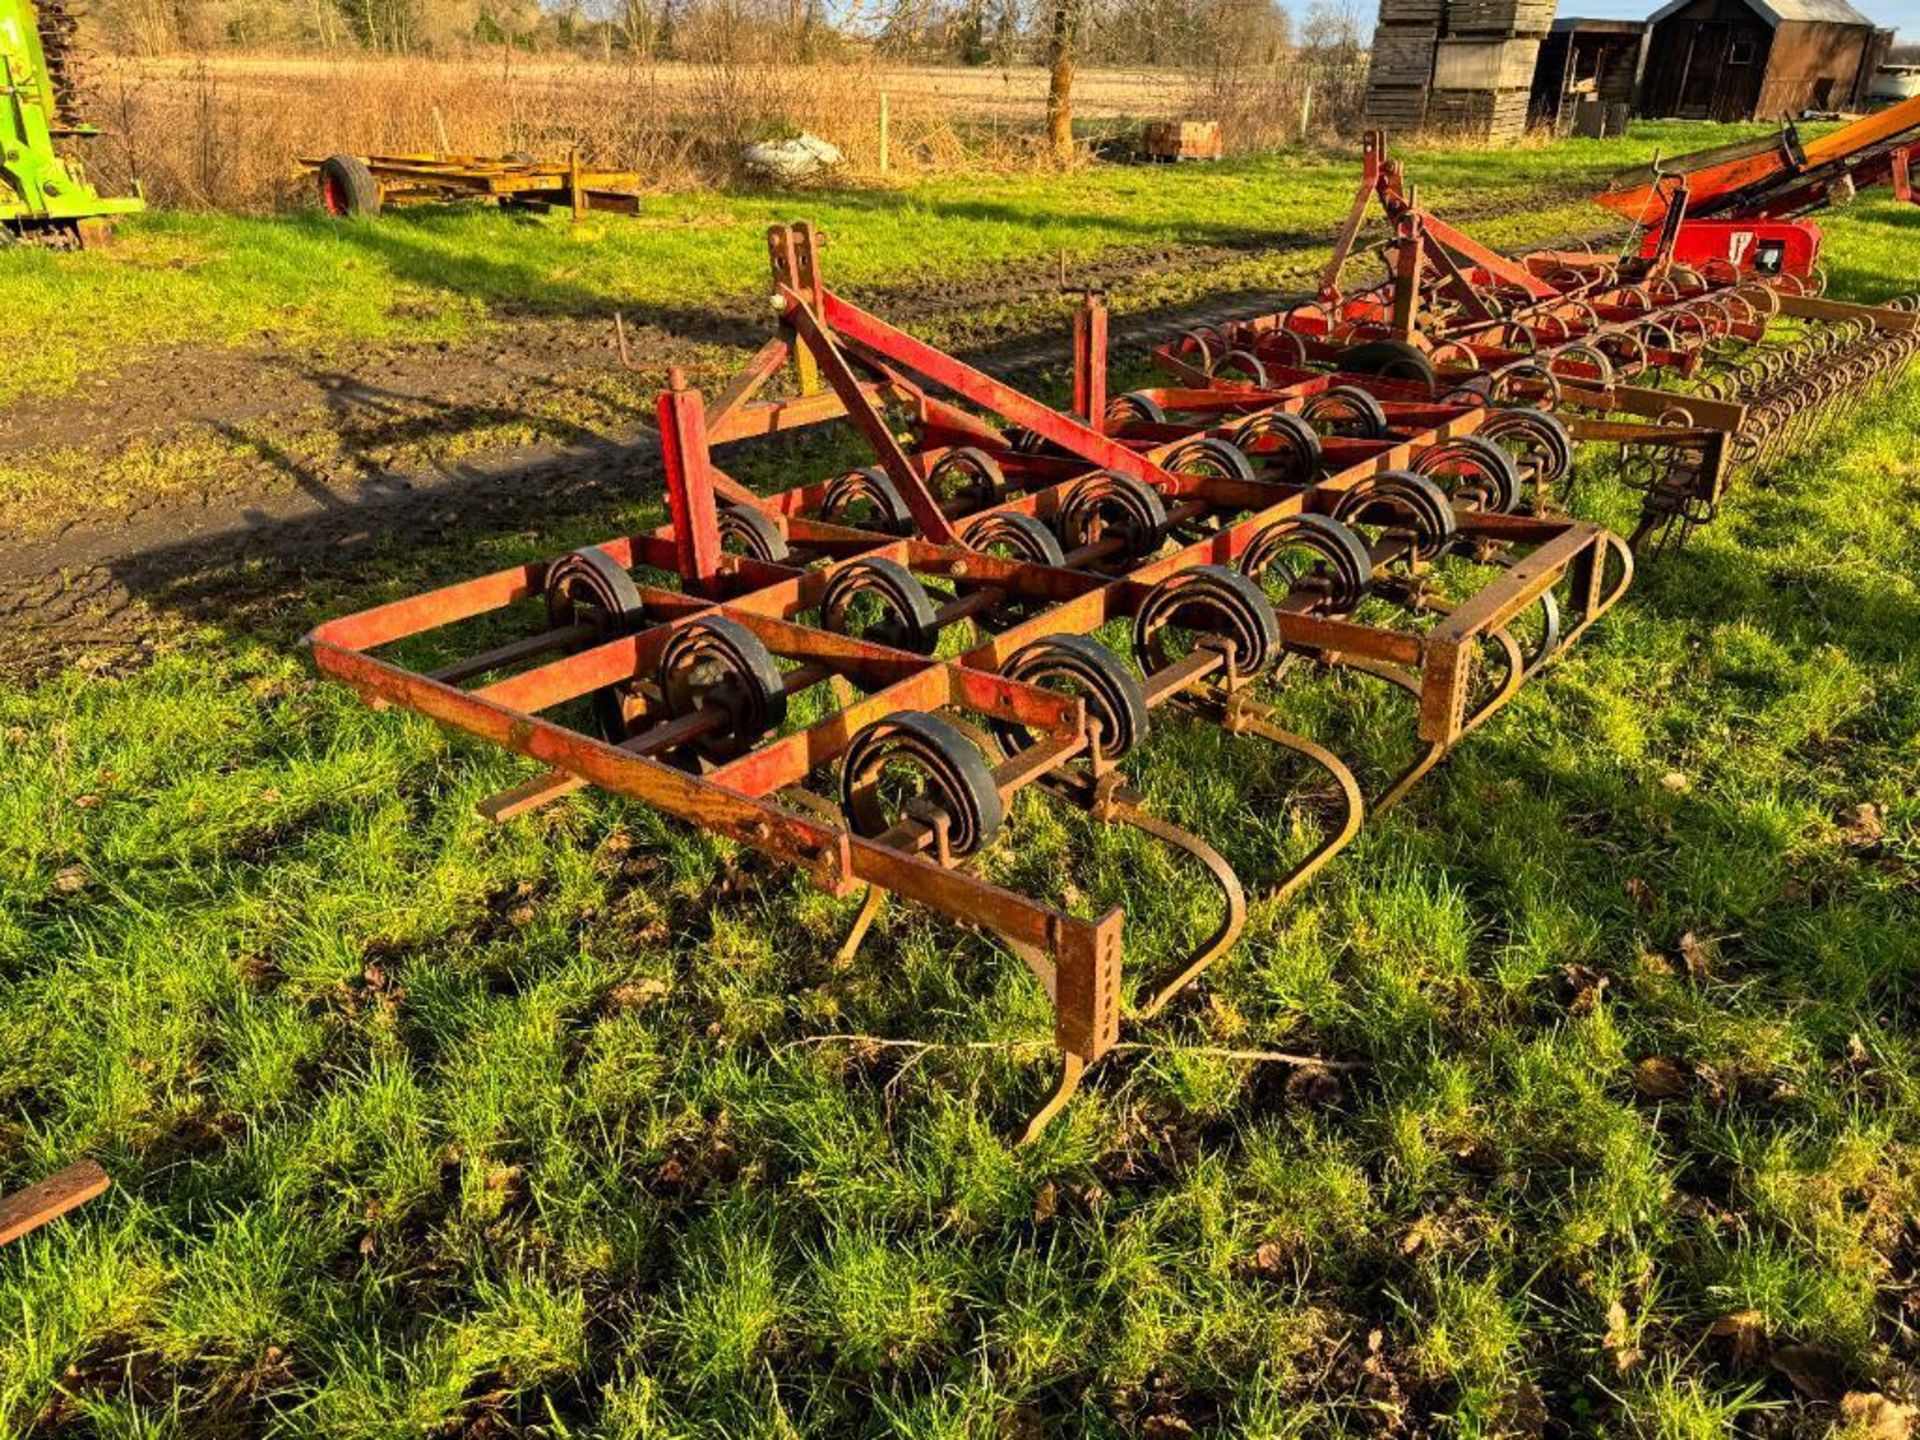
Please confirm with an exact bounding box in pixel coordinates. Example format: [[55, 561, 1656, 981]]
[[1530, 17, 1648, 131], [1638, 0, 1889, 121]]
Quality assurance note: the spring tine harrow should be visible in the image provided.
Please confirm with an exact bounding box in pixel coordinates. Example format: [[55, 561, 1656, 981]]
[[304, 220, 1637, 1140]]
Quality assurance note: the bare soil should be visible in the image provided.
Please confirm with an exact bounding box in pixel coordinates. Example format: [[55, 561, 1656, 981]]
[[0, 235, 1302, 680]]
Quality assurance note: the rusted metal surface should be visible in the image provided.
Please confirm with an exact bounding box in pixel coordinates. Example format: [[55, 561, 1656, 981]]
[[307, 221, 1639, 1140]]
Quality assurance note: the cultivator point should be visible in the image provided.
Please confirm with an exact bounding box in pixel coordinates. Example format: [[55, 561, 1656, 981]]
[[309, 221, 1641, 1138], [1153, 132, 1920, 551]]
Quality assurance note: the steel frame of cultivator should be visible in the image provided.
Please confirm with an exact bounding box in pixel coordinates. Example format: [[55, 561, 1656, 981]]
[[307, 222, 1633, 1141], [1150, 132, 1920, 551]]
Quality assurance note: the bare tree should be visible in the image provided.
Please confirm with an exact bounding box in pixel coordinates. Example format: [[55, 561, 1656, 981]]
[[1044, 0, 1076, 160]]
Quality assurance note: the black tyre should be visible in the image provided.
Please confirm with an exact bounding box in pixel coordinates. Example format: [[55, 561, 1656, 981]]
[[1133, 565, 1279, 680], [1227, 410, 1323, 485], [1237, 513, 1374, 616], [317, 154, 381, 219], [819, 557, 941, 654], [1339, 338, 1437, 393], [840, 711, 1004, 859], [1302, 385, 1390, 439], [926, 447, 1006, 513], [717, 504, 792, 564], [1162, 436, 1257, 484], [1057, 470, 1169, 562], [963, 511, 1067, 567], [1333, 470, 1458, 561], [542, 546, 648, 740], [1106, 391, 1169, 427], [993, 634, 1149, 762], [657, 616, 788, 761], [1479, 408, 1574, 492], [1411, 435, 1521, 514], [821, 466, 913, 535]]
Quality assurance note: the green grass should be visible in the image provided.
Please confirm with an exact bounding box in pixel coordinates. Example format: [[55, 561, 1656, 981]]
[[2, 133, 1919, 1436], [0, 121, 1792, 406]]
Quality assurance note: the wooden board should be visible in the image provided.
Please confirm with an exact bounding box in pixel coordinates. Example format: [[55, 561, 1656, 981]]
[[0, 1160, 109, 1246], [1432, 37, 1543, 91], [1424, 86, 1533, 140], [1379, 0, 1445, 27], [1365, 85, 1431, 129], [1368, 26, 1439, 88], [1445, 0, 1556, 35]]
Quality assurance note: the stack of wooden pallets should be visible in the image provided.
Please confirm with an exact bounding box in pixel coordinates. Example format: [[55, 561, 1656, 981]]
[[1365, 0, 1555, 142], [1364, 0, 1443, 132], [1139, 120, 1225, 162]]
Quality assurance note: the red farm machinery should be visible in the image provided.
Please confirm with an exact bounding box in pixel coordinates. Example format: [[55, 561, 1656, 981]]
[[302, 107, 1920, 1138], [1152, 131, 1920, 551], [306, 222, 1636, 1139]]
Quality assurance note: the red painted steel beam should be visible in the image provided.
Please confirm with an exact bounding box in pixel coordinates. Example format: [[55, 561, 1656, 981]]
[[659, 376, 724, 595], [819, 291, 1182, 495]]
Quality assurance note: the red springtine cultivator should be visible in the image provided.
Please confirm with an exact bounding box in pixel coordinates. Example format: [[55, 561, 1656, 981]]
[[308, 223, 1634, 1139], [1153, 133, 1920, 550]]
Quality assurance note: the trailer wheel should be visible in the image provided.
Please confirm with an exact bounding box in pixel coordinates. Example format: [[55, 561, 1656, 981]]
[[717, 504, 792, 564], [1057, 470, 1168, 562], [819, 557, 941, 654], [1238, 514, 1373, 617], [1134, 565, 1279, 681], [543, 546, 646, 739], [658, 615, 788, 760], [1226, 410, 1322, 485], [963, 511, 1066, 567], [821, 466, 913, 535], [1301, 385, 1390, 439], [316, 154, 381, 219], [1333, 470, 1457, 560], [927, 447, 1006, 512]]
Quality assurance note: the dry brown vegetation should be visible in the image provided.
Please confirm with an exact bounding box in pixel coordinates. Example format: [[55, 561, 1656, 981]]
[[77, 49, 1360, 211]]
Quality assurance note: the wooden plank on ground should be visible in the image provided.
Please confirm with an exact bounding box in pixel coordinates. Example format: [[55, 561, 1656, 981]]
[[0, 1159, 110, 1246]]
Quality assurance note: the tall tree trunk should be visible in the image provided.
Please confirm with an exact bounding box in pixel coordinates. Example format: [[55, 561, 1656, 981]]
[[1045, 0, 1077, 162]]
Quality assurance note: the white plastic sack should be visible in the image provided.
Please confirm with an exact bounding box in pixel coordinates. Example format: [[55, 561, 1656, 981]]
[[742, 133, 845, 181]]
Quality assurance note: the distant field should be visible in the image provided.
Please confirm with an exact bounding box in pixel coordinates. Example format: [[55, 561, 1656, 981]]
[[107, 53, 1207, 123]]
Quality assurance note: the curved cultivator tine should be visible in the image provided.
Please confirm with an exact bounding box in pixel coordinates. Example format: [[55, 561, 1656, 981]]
[[1100, 791, 1249, 1020], [835, 882, 889, 967], [1460, 626, 1529, 739], [1218, 693, 1366, 903], [1517, 590, 1564, 679], [1015, 1051, 1087, 1146]]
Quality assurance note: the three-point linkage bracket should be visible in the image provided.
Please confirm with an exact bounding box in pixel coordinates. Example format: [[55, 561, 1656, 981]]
[[1319, 130, 1557, 335]]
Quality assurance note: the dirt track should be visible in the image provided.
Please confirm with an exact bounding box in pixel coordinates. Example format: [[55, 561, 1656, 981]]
[[0, 234, 1316, 680]]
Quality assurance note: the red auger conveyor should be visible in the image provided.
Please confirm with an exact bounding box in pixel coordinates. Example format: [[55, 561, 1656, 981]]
[[1597, 92, 1920, 279]]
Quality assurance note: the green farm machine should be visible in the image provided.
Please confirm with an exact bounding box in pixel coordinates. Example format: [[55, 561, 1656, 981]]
[[1, 0, 141, 245]]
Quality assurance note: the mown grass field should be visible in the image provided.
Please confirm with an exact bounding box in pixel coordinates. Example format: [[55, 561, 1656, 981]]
[[3, 128, 1920, 1437]]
